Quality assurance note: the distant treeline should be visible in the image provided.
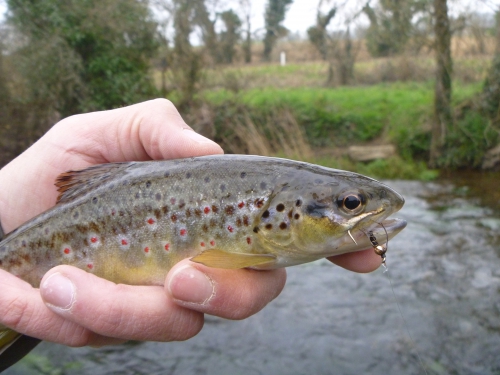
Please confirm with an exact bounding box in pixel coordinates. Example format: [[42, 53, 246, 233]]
[[0, 0, 499, 171]]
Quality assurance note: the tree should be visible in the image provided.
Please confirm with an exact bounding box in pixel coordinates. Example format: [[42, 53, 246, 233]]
[[6, 0, 160, 117], [219, 10, 242, 64], [307, 3, 357, 86], [363, 0, 430, 57], [482, 9, 500, 123], [262, 0, 293, 61], [430, 0, 452, 166]]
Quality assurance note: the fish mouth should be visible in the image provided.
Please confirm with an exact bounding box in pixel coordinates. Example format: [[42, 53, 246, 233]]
[[349, 218, 407, 251]]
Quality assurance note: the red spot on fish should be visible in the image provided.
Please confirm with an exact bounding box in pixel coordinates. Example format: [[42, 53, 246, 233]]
[[164, 243, 170, 251], [90, 237, 98, 243], [180, 228, 187, 236], [144, 247, 150, 253], [111, 209, 116, 216], [210, 240, 215, 246], [238, 202, 245, 209], [147, 218, 155, 225], [246, 237, 252, 244], [204, 206, 210, 214], [87, 263, 94, 269], [227, 225, 234, 233], [200, 242, 205, 247], [121, 239, 128, 246], [64, 248, 71, 254]]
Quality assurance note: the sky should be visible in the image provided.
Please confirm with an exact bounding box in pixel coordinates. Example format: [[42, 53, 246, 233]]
[[0, 0, 497, 37]]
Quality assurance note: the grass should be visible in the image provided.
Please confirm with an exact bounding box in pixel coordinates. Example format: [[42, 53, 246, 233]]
[[158, 38, 495, 180]]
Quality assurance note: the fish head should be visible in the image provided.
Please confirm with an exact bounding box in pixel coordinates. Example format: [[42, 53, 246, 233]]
[[255, 171, 406, 264]]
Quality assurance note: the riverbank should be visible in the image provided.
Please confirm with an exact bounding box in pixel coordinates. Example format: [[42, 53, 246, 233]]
[[171, 80, 493, 180]]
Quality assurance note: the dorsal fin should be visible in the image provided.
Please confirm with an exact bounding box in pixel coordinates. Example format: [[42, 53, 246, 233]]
[[55, 162, 134, 204]]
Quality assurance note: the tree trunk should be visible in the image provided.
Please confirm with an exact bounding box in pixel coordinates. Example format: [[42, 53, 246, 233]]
[[243, 14, 252, 63], [482, 10, 500, 122], [430, 0, 453, 167]]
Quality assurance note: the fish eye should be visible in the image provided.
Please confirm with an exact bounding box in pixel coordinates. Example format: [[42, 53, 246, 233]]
[[337, 193, 366, 214]]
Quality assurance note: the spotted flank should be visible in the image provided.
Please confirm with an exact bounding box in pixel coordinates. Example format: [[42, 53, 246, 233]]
[[0, 155, 407, 370]]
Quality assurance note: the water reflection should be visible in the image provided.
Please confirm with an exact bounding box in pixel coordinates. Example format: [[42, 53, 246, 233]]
[[6, 175, 500, 375]]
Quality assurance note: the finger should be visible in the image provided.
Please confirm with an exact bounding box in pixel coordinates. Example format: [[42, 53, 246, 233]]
[[0, 99, 223, 232], [39, 266, 204, 343], [52, 98, 223, 164], [166, 259, 287, 320], [327, 248, 382, 273]]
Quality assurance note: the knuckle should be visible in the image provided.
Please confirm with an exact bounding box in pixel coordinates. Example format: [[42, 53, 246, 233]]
[[1, 295, 30, 330]]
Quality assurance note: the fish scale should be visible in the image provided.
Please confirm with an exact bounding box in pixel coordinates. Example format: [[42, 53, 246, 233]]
[[0, 155, 407, 370], [0, 155, 407, 289]]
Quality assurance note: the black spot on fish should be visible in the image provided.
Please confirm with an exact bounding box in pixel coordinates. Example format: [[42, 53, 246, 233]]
[[296, 199, 302, 207], [135, 192, 140, 199], [146, 181, 152, 188], [243, 215, 249, 226], [186, 209, 191, 218], [279, 222, 287, 230], [220, 184, 226, 192], [154, 209, 162, 219], [253, 227, 259, 233], [162, 206, 169, 215], [164, 171, 170, 178], [194, 208, 202, 217], [202, 224, 208, 232], [73, 211, 79, 219], [178, 199, 186, 209], [294, 213, 300, 220], [155, 193, 162, 201], [260, 181, 267, 190], [204, 176, 210, 183], [265, 224, 273, 230], [92, 197, 98, 204], [255, 198, 264, 208], [225, 205, 235, 215], [171, 214, 177, 223], [276, 203, 285, 212], [262, 210, 270, 218], [236, 217, 242, 227], [288, 209, 293, 219], [186, 172, 192, 178], [212, 205, 219, 213], [240, 172, 247, 179]]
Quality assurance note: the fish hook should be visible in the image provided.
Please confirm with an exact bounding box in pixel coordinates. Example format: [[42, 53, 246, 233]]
[[347, 230, 358, 245], [366, 222, 389, 266]]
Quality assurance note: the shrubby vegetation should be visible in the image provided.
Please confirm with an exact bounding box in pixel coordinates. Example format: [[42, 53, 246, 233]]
[[0, 0, 499, 179]]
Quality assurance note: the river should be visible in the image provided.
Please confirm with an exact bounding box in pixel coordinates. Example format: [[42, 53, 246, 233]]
[[5, 172, 500, 375]]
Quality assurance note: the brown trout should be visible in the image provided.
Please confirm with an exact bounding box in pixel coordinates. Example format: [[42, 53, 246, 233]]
[[0, 155, 406, 368]]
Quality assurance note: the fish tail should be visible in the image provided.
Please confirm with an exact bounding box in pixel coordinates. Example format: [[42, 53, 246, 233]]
[[0, 328, 41, 372]]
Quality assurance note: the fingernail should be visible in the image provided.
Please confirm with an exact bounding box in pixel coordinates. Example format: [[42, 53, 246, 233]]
[[41, 272, 76, 311], [168, 265, 215, 305], [183, 129, 215, 144]]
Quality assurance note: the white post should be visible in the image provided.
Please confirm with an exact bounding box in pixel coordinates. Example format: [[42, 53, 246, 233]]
[[280, 51, 286, 66]]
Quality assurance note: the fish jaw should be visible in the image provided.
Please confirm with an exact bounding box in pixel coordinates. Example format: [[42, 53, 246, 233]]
[[252, 218, 407, 269]]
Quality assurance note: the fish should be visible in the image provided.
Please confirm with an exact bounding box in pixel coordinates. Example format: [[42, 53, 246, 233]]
[[0, 154, 406, 371]]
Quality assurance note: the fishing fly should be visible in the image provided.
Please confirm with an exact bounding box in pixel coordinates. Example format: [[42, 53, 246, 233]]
[[366, 222, 389, 266]]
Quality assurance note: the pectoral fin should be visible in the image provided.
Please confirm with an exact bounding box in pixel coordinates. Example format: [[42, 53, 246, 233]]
[[191, 249, 276, 269], [0, 328, 41, 372]]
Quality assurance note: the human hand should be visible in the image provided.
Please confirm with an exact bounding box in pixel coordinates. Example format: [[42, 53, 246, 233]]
[[0, 99, 379, 348]]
